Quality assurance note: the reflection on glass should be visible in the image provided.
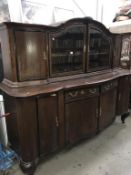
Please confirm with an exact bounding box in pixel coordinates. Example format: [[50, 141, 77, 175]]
[[89, 28, 110, 70], [120, 38, 130, 68], [50, 26, 84, 74]]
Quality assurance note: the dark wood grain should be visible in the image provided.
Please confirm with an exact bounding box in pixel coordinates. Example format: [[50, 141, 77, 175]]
[[99, 85, 117, 131], [58, 91, 65, 147], [37, 94, 58, 156], [113, 35, 121, 68], [15, 31, 48, 81], [65, 96, 99, 144], [117, 76, 130, 115], [16, 98, 38, 163]]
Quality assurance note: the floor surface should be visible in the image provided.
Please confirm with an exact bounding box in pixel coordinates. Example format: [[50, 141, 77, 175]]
[[10, 115, 131, 175]]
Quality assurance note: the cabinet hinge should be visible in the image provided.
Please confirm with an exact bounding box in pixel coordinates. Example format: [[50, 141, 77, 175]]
[[55, 116, 59, 127], [100, 107, 102, 117], [118, 93, 121, 101], [43, 51, 47, 60], [96, 108, 99, 118]]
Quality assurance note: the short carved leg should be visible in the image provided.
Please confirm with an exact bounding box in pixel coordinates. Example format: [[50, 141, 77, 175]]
[[20, 159, 38, 175], [121, 112, 130, 123]]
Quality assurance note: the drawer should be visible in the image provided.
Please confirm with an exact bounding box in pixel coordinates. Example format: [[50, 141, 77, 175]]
[[101, 80, 118, 93], [65, 86, 99, 101]]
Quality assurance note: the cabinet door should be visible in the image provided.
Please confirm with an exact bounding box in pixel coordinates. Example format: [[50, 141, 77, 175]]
[[49, 24, 86, 76], [15, 31, 48, 81], [117, 76, 130, 115], [99, 87, 117, 131], [88, 25, 111, 71], [65, 97, 98, 144], [38, 94, 58, 156]]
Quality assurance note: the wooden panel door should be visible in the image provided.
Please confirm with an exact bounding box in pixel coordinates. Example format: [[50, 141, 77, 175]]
[[117, 76, 130, 115], [38, 94, 59, 156], [65, 97, 98, 144], [99, 88, 117, 131], [15, 31, 48, 81]]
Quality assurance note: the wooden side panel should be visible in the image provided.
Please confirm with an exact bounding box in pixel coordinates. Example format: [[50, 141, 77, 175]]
[[0, 28, 17, 81], [117, 76, 130, 115], [66, 97, 98, 144], [16, 98, 38, 163], [58, 91, 65, 147], [4, 95, 19, 152], [38, 94, 59, 156], [113, 35, 121, 68], [15, 31, 48, 81], [99, 88, 117, 131]]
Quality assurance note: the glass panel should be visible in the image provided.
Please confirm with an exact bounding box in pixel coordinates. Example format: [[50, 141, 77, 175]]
[[50, 25, 84, 74], [89, 28, 110, 70], [120, 37, 130, 69]]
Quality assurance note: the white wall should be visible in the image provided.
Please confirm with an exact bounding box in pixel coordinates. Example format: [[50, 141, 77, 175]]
[[6, 0, 98, 24], [6, 0, 126, 27], [100, 0, 122, 27]]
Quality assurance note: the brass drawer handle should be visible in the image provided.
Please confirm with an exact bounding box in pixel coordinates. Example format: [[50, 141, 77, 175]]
[[50, 93, 57, 97], [68, 91, 78, 98], [104, 84, 110, 90], [80, 90, 85, 95], [89, 89, 97, 94]]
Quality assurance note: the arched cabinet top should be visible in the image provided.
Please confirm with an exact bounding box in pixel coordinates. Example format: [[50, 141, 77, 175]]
[[0, 17, 111, 34]]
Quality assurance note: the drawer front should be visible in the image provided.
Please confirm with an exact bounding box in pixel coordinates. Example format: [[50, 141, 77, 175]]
[[101, 80, 118, 93], [65, 86, 99, 101]]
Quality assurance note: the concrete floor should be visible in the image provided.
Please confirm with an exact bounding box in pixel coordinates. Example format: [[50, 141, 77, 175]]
[[11, 115, 131, 175]]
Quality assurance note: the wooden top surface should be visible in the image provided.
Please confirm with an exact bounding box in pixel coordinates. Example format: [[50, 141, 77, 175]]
[[0, 68, 130, 98], [109, 19, 131, 34]]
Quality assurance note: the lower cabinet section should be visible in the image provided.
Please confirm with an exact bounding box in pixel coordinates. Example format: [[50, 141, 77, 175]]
[[3, 77, 130, 173], [65, 97, 98, 144]]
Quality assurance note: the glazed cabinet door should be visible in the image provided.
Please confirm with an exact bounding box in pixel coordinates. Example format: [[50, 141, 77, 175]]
[[37, 94, 59, 156], [65, 87, 99, 144], [15, 31, 48, 81], [49, 24, 86, 76], [88, 25, 111, 71], [116, 76, 130, 115], [99, 80, 117, 131]]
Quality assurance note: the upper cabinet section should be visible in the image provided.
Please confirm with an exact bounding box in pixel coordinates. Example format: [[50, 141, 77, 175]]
[[49, 24, 86, 76], [0, 23, 48, 83], [0, 18, 115, 85], [88, 25, 111, 71]]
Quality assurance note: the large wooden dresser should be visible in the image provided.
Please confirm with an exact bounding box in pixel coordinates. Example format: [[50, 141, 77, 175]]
[[0, 17, 130, 173]]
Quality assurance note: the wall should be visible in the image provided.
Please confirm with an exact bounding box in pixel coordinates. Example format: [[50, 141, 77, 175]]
[[5, 0, 131, 26], [0, 0, 10, 22]]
